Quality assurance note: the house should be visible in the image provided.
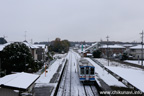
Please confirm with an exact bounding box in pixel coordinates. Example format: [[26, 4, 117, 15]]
[[34, 44, 48, 61], [23, 42, 39, 61], [129, 45, 144, 59], [99, 45, 126, 58], [0, 72, 39, 96]]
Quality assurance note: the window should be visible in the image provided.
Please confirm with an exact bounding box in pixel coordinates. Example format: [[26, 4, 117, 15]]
[[91, 68, 94, 75], [86, 67, 89, 74], [81, 68, 84, 74]]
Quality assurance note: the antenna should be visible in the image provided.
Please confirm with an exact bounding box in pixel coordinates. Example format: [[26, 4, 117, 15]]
[[24, 31, 27, 41]]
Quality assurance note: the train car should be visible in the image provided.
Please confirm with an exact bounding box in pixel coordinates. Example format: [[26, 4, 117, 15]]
[[77, 58, 95, 82]]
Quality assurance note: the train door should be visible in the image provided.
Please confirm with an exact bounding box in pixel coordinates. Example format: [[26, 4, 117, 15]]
[[85, 67, 90, 80]]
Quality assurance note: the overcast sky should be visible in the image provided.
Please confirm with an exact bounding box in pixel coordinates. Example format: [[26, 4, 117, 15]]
[[0, 0, 144, 42]]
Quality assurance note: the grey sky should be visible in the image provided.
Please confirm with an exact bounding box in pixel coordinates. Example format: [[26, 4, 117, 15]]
[[0, 0, 144, 42]]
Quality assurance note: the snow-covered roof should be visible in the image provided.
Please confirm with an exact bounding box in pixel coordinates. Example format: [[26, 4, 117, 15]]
[[0, 45, 5, 51], [130, 45, 143, 49], [34, 44, 46, 49], [0, 72, 39, 90], [23, 42, 38, 49], [100, 45, 125, 49]]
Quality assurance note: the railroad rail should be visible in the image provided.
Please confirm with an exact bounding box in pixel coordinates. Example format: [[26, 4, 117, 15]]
[[83, 82, 99, 96]]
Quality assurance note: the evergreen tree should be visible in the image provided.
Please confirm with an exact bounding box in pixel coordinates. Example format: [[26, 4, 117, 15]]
[[2, 42, 35, 74], [93, 50, 101, 58]]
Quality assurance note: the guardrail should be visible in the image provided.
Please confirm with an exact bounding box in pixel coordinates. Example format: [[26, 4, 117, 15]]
[[90, 58, 144, 94]]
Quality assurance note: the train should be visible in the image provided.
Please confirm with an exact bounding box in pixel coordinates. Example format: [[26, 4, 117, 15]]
[[77, 58, 95, 82]]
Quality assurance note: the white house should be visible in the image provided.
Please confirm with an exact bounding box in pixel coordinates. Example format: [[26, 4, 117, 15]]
[[129, 45, 144, 59]]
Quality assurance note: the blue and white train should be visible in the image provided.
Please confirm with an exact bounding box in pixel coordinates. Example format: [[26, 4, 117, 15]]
[[77, 58, 95, 82]]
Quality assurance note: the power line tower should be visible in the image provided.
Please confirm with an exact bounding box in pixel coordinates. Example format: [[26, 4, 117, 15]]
[[140, 30, 144, 66]]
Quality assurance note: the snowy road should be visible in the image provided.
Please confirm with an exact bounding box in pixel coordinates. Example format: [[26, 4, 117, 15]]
[[57, 50, 99, 96]]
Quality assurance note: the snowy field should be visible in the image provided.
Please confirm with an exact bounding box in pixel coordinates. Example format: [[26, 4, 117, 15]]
[[92, 58, 144, 92]]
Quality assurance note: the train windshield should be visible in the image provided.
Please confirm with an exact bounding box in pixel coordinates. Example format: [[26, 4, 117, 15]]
[[86, 67, 89, 74], [81, 68, 84, 74], [91, 68, 94, 75]]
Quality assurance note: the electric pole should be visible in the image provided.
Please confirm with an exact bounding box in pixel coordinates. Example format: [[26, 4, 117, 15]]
[[140, 30, 144, 66], [106, 36, 109, 66]]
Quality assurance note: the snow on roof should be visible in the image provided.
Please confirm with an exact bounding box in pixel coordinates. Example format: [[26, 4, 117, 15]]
[[0, 45, 5, 51], [130, 45, 143, 49], [23, 42, 38, 49], [34, 44, 46, 49], [0, 72, 39, 90], [100, 45, 125, 49]]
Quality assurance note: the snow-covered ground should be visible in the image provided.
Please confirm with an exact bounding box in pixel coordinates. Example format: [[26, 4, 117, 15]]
[[124, 60, 143, 66], [36, 58, 64, 84], [107, 67, 144, 92], [92, 58, 144, 92], [86, 58, 126, 87]]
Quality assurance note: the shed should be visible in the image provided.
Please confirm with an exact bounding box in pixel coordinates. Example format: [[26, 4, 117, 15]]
[[0, 72, 39, 96]]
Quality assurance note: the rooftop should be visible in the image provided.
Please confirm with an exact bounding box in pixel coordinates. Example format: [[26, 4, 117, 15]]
[[0, 72, 39, 90]]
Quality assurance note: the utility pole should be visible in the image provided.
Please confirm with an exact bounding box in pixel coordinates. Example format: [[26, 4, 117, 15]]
[[0, 58, 1, 77], [140, 30, 144, 66], [106, 36, 109, 66]]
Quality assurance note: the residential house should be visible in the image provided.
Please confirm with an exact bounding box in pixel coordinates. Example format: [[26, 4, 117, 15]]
[[34, 44, 48, 61], [129, 45, 144, 59]]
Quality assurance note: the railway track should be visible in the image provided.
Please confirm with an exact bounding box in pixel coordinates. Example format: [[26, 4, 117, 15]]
[[83, 82, 99, 96], [56, 51, 100, 96]]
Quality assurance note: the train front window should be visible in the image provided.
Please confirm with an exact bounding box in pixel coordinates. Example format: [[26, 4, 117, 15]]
[[86, 67, 89, 74], [91, 68, 94, 75], [81, 68, 84, 74]]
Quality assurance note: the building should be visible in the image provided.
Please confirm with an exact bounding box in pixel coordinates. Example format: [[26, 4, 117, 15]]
[[0, 72, 39, 96], [34, 44, 48, 61], [99, 45, 126, 58], [129, 45, 144, 59]]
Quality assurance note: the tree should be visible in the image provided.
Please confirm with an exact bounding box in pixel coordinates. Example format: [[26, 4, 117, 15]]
[[121, 52, 128, 60], [2, 42, 35, 74], [93, 50, 101, 58], [49, 38, 70, 53]]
